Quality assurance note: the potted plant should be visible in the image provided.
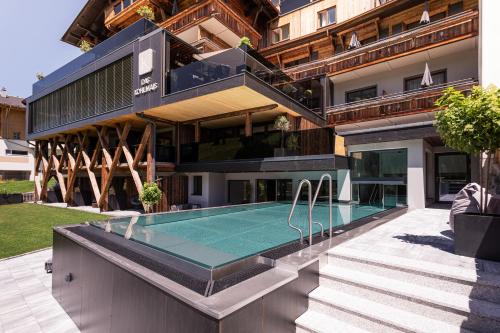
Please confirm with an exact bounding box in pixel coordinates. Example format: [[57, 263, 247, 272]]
[[435, 85, 500, 260], [286, 133, 300, 155], [139, 182, 162, 213], [79, 40, 93, 53], [238, 36, 253, 49], [273, 115, 290, 157]]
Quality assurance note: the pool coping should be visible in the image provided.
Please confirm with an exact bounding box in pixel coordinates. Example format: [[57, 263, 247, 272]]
[[54, 206, 407, 320]]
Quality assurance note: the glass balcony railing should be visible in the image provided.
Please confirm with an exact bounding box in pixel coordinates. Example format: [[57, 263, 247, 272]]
[[179, 127, 334, 163], [166, 46, 321, 110], [33, 19, 157, 96]]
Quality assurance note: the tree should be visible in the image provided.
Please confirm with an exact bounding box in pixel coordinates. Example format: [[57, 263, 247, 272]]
[[137, 6, 155, 21], [139, 182, 162, 213], [273, 115, 290, 149], [435, 85, 500, 213]]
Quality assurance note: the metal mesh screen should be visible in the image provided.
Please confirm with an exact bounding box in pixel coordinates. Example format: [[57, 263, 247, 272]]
[[30, 55, 133, 133]]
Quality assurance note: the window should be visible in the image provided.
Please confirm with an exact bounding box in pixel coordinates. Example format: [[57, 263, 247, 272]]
[[318, 7, 336, 28], [404, 69, 447, 91], [123, 0, 131, 9], [392, 23, 403, 34], [406, 21, 420, 30], [379, 27, 389, 39], [448, 1, 463, 16], [284, 52, 318, 69], [13, 132, 21, 140], [272, 24, 290, 44], [228, 180, 251, 204], [192, 176, 202, 196], [6, 150, 28, 156], [430, 12, 446, 22], [351, 149, 408, 180], [114, 2, 122, 15], [345, 86, 377, 103]]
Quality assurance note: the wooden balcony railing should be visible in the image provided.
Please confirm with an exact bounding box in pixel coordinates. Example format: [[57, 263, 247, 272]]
[[286, 10, 479, 81], [105, 0, 165, 31], [160, 0, 261, 48], [326, 79, 476, 126]]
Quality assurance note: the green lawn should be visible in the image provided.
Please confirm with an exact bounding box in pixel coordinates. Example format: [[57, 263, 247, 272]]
[[0, 179, 56, 194], [0, 203, 109, 259]]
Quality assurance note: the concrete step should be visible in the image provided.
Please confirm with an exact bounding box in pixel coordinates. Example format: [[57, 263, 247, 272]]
[[328, 246, 500, 288], [320, 265, 500, 333], [295, 310, 371, 333], [325, 253, 500, 303], [308, 286, 477, 333]]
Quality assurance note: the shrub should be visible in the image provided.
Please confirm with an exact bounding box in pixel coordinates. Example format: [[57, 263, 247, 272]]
[[139, 182, 162, 213], [238, 36, 253, 49], [137, 6, 155, 21], [79, 40, 93, 53]]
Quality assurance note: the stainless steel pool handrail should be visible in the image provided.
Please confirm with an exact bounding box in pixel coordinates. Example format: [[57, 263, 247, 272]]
[[311, 173, 333, 238], [288, 179, 313, 245]]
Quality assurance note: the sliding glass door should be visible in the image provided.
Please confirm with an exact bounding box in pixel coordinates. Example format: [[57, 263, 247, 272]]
[[435, 153, 470, 203]]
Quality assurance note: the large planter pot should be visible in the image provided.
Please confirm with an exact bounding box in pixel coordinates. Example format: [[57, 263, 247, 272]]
[[454, 213, 500, 261]]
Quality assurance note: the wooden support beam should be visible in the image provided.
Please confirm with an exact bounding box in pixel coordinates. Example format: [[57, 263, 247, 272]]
[[78, 132, 101, 204], [33, 142, 42, 201], [181, 104, 278, 124], [147, 123, 156, 184], [51, 137, 67, 199], [95, 126, 113, 168], [245, 113, 252, 137], [40, 141, 55, 201], [65, 134, 87, 203], [98, 122, 131, 209], [115, 124, 143, 198], [132, 123, 153, 168]]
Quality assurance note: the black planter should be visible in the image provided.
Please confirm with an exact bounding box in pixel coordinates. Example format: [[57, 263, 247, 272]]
[[454, 213, 500, 261]]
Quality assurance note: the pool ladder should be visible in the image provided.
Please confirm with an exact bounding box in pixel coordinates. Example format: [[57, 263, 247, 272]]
[[287, 174, 333, 245]]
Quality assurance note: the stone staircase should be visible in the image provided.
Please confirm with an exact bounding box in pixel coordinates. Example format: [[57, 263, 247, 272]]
[[296, 247, 500, 333]]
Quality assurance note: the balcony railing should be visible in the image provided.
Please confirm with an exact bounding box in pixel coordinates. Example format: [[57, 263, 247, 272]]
[[166, 47, 318, 110], [326, 79, 476, 126], [160, 0, 261, 48], [180, 127, 334, 163], [285, 10, 479, 81]]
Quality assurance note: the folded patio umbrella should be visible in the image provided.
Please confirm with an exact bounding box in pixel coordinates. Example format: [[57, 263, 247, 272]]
[[348, 32, 361, 49], [420, 1, 431, 24], [421, 62, 433, 87]]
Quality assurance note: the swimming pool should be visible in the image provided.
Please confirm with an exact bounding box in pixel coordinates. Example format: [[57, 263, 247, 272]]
[[91, 202, 387, 269]]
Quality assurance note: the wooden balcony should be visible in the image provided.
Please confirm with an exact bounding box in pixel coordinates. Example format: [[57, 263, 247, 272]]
[[105, 0, 169, 31], [160, 0, 261, 48], [326, 79, 476, 126], [286, 10, 479, 81]]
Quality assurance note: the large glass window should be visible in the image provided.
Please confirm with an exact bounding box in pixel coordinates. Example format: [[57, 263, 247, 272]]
[[345, 86, 377, 103], [318, 7, 336, 28], [228, 180, 252, 204], [350, 149, 407, 180], [404, 70, 447, 91], [192, 176, 202, 196]]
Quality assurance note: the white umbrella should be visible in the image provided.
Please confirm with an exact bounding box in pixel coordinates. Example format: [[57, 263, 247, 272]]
[[420, 1, 430, 24], [348, 32, 361, 49], [421, 62, 433, 87]]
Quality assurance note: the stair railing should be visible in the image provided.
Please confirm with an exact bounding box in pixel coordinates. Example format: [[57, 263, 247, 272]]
[[311, 173, 333, 238], [287, 179, 313, 245]]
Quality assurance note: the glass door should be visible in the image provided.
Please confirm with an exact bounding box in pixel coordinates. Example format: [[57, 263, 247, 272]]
[[435, 153, 470, 203]]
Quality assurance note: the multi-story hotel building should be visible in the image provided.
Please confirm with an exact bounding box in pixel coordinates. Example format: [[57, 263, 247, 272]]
[[0, 88, 34, 181], [26, 0, 495, 211]]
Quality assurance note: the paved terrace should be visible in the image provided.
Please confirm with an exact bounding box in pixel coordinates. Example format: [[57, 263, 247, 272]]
[[1, 208, 499, 332]]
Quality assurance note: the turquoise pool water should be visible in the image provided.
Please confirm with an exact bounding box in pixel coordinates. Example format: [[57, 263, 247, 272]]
[[92, 202, 387, 269]]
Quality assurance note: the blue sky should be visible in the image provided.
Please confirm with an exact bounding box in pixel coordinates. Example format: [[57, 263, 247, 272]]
[[0, 0, 86, 98]]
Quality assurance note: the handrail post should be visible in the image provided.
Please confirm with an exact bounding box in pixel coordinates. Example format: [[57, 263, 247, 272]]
[[307, 182, 313, 246], [311, 173, 333, 238], [288, 179, 313, 244]]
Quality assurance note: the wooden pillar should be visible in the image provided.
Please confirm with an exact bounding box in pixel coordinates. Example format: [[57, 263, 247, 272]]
[[175, 123, 181, 164], [245, 112, 252, 137], [194, 121, 201, 143], [147, 122, 156, 183], [100, 131, 110, 211]]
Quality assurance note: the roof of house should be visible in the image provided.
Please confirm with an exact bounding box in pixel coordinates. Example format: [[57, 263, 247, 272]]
[[62, 0, 279, 47], [0, 95, 25, 109]]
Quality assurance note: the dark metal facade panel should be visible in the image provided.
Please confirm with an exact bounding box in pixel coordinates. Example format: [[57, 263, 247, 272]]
[[343, 125, 438, 146], [175, 155, 349, 173]]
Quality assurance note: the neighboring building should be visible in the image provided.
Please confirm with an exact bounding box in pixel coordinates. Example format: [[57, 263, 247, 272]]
[[0, 88, 34, 180], [26, 0, 494, 210]]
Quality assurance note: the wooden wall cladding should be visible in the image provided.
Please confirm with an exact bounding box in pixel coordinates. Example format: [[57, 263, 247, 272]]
[[158, 174, 189, 211]]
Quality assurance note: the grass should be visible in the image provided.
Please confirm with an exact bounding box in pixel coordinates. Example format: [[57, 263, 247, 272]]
[[0, 203, 109, 259], [0, 179, 56, 194]]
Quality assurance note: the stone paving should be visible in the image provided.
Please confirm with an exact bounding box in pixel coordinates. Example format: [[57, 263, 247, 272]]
[[0, 249, 78, 333]]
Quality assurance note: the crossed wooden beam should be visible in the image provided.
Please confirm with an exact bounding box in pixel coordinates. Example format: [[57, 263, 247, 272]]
[[33, 121, 154, 211]]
